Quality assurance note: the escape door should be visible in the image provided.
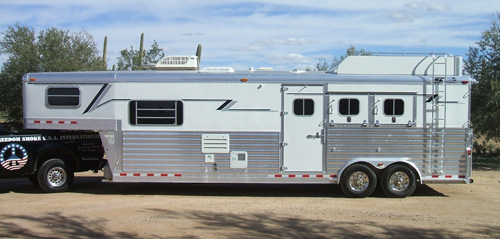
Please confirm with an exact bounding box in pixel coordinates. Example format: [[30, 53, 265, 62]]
[[282, 85, 325, 172]]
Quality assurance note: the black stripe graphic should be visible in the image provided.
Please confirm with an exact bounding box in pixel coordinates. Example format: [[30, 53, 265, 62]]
[[217, 100, 233, 110], [83, 83, 109, 114], [426, 94, 438, 103]]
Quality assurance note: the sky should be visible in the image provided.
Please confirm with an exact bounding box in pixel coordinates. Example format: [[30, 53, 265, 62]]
[[0, 0, 499, 71]]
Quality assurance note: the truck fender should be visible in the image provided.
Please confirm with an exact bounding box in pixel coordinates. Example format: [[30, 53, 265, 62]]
[[33, 143, 80, 172]]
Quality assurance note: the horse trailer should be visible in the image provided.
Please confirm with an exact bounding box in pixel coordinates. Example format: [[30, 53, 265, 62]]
[[22, 53, 474, 197]]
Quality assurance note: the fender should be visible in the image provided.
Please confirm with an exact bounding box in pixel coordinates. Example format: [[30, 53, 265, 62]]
[[337, 157, 423, 185], [34, 142, 80, 171]]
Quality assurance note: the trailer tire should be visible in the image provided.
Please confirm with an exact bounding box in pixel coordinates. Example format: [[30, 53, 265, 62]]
[[37, 158, 74, 193], [381, 164, 416, 198], [340, 164, 377, 198]]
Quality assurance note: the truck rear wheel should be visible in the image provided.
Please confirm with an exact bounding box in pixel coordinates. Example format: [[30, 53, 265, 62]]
[[340, 164, 377, 198], [381, 164, 416, 198], [37, 158, 74, 193]]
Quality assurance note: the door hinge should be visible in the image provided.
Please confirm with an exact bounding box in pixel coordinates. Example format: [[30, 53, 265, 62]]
[[281, 86, 289, 92], [280, 111, 288, 116], [280, 142, 288, 147]]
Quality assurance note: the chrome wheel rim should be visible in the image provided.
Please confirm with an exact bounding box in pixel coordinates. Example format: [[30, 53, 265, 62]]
[[348, 171, 370, 192], [47, 167, 66, 187], [389, 171, 410, 191]]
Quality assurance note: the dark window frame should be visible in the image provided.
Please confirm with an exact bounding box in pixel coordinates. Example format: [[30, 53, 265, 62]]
[[383, 99, 405, 116], [293, 98, 314, 116], [129, 100, 184, 126], [46, 87, 81, 108]]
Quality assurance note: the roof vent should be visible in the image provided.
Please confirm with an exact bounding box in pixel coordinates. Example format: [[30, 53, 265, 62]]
[[256, 67, 273, 71], [199, 67, 234, 73]]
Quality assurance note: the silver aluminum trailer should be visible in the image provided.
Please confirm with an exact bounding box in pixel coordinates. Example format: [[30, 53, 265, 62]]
[[22, 54, 473, 197]]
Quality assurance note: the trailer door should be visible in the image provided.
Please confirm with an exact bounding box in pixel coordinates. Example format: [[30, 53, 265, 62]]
[[373, 94, 415, 125], [282, 85, 325, 172]]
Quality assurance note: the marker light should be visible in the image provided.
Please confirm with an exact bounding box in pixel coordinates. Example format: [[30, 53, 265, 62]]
[[29, 78, 36, 82], [241, 78, 248, 82]]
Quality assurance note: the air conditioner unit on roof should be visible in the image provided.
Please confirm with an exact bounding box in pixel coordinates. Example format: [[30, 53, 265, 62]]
[[154, 55, 198, 70]]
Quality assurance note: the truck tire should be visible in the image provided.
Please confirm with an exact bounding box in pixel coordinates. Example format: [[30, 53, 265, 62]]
[[381, 164, 417, 198], [340, 164, 377, 198], [37, 158, 74, 193]]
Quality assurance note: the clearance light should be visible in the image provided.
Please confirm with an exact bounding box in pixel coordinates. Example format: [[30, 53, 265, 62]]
[[467, 147, 472, 156], [241, 78, 248, 82], [29, 78, 36, 82], [461, 81, 469, 84]]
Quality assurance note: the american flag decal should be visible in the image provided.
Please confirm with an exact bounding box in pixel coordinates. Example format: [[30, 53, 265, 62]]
[[0, 143, 29, 171], [1, 156, 28, 170]]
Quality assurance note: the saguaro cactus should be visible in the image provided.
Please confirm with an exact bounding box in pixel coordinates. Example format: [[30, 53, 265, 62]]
[[139, 33, 144, 69], [102, 36, 108, 70]]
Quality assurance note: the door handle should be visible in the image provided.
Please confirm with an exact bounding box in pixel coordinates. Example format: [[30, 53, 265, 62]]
[[307, 132, 321, 139]]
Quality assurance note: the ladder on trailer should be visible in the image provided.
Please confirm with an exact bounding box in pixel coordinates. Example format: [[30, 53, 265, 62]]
[[429, 54, 449, 174]]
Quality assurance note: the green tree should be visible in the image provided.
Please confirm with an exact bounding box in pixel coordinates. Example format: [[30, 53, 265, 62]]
[[315, 57, 331, 71], [117, 40, 165, 71], [37, 28, 102, 72], [315, 45, 369, 71], [0, 24, 102, 123], [465, 13, 500, 142]]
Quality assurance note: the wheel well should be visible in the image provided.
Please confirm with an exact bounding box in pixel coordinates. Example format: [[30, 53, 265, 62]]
[[380, 162, 422, 184], [35, 148, 78, 171], [340, 161, 422, 184], [339, 162, 381, 183]]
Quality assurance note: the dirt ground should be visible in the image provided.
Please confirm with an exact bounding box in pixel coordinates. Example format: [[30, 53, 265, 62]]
[[0, 170, 499, 239]]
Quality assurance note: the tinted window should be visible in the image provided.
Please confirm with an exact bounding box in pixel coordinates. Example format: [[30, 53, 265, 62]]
[[384, 99, 404, 116], [46, 87, 80, 107], [293, 99, 314, 116], [339, 98, 359, 115], [130, 100, 183, 125]]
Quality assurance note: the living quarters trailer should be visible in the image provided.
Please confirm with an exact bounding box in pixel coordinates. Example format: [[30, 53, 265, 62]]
[[22, 54, 473, 197]]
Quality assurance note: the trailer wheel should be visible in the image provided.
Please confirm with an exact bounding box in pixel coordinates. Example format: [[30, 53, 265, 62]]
[[37, 158, 74, 193], [340, 164, 377, 198], [381, 164, 416, 198]]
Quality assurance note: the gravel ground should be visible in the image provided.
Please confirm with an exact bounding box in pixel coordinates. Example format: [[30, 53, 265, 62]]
[[0, 170, 499, 238]]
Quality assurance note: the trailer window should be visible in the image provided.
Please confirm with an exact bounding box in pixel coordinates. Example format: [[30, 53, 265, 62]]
[[383, 99, 404, 116], [46, 87, 80, 107], [129, 101, 183, 125], [339, 98, 359, 115], [293, 99, 314, 116]]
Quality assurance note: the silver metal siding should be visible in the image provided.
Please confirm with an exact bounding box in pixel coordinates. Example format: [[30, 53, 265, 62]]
[[122, 131, 280, 174], [327, 127, 468, 177]]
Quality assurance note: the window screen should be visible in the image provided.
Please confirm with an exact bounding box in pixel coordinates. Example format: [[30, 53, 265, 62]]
[[293, 99, 314, 116], [130, 100, 183, 125], [383, 99, 404, 116], [339, 98, 360, 115], [46, 87, 80, 107]]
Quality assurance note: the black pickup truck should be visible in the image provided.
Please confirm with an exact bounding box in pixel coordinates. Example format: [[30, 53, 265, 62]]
[[0, 123, 105, 192]]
